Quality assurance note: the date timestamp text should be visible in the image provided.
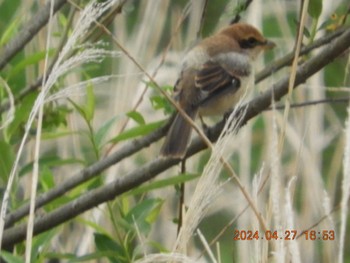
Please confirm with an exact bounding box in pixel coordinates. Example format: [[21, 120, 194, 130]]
[[233, 230, 335, 241]]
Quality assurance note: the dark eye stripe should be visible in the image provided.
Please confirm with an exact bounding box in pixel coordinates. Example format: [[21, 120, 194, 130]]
[[239, 37, 263, 49]]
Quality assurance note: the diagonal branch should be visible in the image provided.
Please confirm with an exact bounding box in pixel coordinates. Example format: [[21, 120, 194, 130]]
[[0, 0, 126, 114], [4, 120, 172, 228], [2, 26, 350, 248], [0, 0, 67, 71]]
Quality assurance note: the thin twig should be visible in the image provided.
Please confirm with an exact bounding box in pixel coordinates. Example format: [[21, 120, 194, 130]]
[[268, 97, 350, 110], [230, 0, 253, 24], [296, 204, 340, 239]]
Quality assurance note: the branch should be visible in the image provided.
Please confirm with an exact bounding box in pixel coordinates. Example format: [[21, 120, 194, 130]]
[[255, 27, 346, 83], [0, 0, 67, 71], [4, 120, 172, 228], [0, 1, 126, 114], [230, 0, 253, 24], [3, 26, 350, 248], [270, 97, 350, 110]]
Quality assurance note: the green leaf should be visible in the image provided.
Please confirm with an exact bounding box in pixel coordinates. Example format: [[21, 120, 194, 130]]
[[69, 84, 95, 123], [94, 116, 118, 148], [127, 111, 145, 125], [5, 93, 37, 141], [0, 251, 23, 263], [317, 19, 333, 31], [148, 241, 169, 253], [70, 251, 117, 262], [125, 173, 200, 196], [39, 166, 55, 191], [303, 26, 311, 38], [31, 229, 57, 262], [0, 18, 20, 47], [94, 233, 122, 252], [41, 130, 78, 140], [94, 233, 125, 262], [84, 83, 95, 122], [0, 140, 14, 184], [146, 199, 163, 223], [125, 198, 163, 235], [40, 252, 75, 261], [58, 13, 68, 28], [77, 218, 111, 236], [109, 120, 165, 143], [146, 81, 173, 93], [7, 49, 55, 81], [150, 95, 174, 114], [69, 99, 87, 120], [308, 0, 322, 19], [19, 156, 84, 177]]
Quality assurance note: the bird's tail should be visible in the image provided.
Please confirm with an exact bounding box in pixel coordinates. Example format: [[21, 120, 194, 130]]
[[160, 109, 197, 159]]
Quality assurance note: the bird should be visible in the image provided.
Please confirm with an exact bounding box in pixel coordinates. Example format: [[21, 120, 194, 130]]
[[160, 22, 275, 159]]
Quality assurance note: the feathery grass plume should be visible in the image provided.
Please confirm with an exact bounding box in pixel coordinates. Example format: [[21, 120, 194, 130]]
[[251, 166, 265, 262], [284, 177, 301, 263], [269, 103, 285, 261], [322, 190, 333, 223], [338, 106, 350, 263], [322, 189, 337, 260], [135, 253, 196, 263], [0, 77, 14, 129], [196, 229, 217, 263], [46, 74, 139, 103], [174, 94, 248, 254], [0, 0, 120, 250], [25, 2, 55, 261]]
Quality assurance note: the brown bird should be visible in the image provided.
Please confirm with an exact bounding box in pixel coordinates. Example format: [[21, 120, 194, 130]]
[[160, 23, 275, 158]]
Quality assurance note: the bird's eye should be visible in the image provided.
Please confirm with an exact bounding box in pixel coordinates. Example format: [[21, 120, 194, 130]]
[[240, 37, 259, 49], [247, 37, 258, 45]]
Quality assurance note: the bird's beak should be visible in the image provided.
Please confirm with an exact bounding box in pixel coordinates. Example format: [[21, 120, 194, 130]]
[[263, 39, 276, 50]]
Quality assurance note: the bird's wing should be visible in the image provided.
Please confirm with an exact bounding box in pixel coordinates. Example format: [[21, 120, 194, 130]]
[[195, 61, 239, 92], [193, 50, 253, 107]]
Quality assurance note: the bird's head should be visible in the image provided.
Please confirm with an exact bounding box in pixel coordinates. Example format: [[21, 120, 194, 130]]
[[220, 23, 276, 59]]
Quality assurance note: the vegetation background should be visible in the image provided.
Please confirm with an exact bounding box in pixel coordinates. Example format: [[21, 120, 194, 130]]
[[0, 0, 349, 262]]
